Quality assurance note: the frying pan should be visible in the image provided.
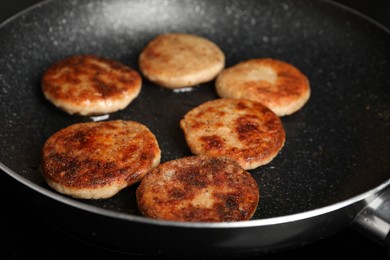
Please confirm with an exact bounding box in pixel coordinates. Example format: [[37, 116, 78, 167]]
[[1, 0, 389, 257]]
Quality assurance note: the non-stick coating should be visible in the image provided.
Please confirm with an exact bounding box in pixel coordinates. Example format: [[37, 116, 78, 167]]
[[0, 0, 389, 223]]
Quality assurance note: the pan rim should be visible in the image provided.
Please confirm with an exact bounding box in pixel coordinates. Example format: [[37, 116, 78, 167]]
[[0, 0, 55, 29], [1, 0, 389, 229], [321, 0, 390, 33], [2, 162, 389, 228]]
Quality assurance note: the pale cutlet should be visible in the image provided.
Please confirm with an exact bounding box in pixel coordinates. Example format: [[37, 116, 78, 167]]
[[41, 120, 161, 199], [41, 54, 142, 116], [180, 98, 285, 170], [136, 155, 259, 222], [139, 33, 225, 89], [215, 58, 310, 116]]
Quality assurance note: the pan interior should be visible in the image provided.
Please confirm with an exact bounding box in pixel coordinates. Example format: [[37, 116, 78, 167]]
[[0, 0, 389, 220]]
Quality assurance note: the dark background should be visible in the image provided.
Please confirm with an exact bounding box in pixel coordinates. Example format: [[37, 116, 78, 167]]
[[1, 0, 389, 259]]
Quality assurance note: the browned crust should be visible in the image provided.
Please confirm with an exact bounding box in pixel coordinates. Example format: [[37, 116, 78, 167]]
[[180, 98, 285, 170], [41, 54, 142, 116], [139, 33, 225, 89], [215, 58, 310, 116], [41, 120, 161, 199], [136, 155, 259, 222]]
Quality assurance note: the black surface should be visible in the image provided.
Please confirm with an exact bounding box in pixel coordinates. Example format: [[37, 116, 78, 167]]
[[1, 0, 389, 259], [1, 0, 390, 220]]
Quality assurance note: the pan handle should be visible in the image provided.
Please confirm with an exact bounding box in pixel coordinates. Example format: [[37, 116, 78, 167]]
[[352, 185, 390, 254]]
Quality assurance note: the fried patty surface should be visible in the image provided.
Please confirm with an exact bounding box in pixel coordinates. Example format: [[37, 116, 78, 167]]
[[136, 155, 259, 222], [139, 33, 225, 89], [180, 98, 285, 170], [42, 54, 142, 116], [41, 120, 161, 199], [215, 58, 310, 116]]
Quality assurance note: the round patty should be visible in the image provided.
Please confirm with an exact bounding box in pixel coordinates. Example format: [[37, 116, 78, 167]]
[[180, 98, 286, 170], [41, 120, 161, 199], [41, 54, 142, 116], [215, 58, 310, 116], [139, 33, 225, 89], [136, 155, 259, 222]]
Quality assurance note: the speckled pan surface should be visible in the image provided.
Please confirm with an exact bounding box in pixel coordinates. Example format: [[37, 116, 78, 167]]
[[0, 0, 389, 220]]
